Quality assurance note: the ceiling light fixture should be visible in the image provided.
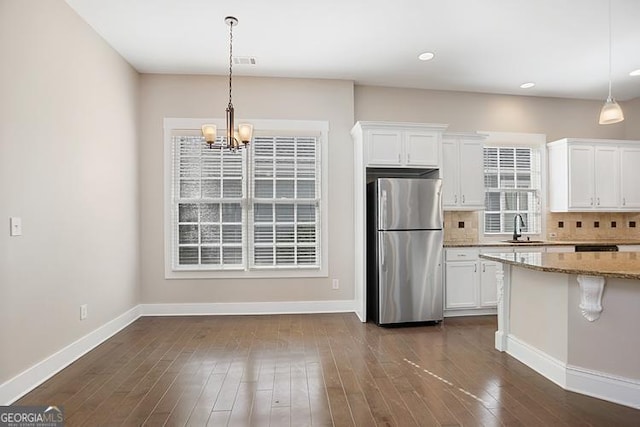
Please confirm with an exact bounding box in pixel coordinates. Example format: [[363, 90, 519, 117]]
[[418, 52, 435, 61], [520, 82, 535, 89], [201, 16, 253, 150], [630, 69, 640, 76], [599, 0, 624, 125]]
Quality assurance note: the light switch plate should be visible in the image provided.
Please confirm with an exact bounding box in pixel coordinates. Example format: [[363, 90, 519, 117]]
[[9, 217, 22, 236]]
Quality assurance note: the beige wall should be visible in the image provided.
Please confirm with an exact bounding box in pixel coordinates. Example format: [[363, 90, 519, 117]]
[[568, 276, 640, 380], [510, 268, 569, 362], [139, 75, 354, 303], [0, 0, 140, 384], [623, 97, 640, 140], [355, 85, 626, 141]]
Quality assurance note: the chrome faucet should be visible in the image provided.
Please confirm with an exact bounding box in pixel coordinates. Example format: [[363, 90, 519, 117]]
[[513, 214, 525, 241]]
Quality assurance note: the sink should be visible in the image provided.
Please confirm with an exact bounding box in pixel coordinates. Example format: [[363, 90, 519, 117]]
[[503, 239, 545, 244]]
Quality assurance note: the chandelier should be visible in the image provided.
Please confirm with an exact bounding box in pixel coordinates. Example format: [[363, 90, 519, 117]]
[[201, 16, 253, 150]]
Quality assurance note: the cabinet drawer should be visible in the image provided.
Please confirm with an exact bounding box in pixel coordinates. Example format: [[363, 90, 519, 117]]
[[445, 248, 479, 261]]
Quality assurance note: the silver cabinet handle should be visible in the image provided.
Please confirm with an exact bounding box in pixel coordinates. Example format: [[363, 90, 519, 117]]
[[482, 263, 486, 273], [590, 197, 594, 206], [474, 264, 477, 273], [454, 194, 458, 204], [407, 153, 411, 163], [462, 195, 465, 204], [623, 197, 626, 206], [597, 197, 600, 206], [398, 154, 401, 163]]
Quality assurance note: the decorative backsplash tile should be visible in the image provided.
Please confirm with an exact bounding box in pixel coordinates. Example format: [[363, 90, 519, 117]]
[[444, 211, 640, 243], [546, 212, 640, 241], [444, 211, 478, 243]]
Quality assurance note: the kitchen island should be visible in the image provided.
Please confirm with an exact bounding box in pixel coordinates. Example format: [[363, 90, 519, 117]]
[[479, 251, 640, 409]]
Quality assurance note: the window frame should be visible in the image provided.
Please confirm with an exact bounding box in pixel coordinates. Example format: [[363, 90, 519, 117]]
[[478, 131, 547, 240], [163, 118, 329, 279]]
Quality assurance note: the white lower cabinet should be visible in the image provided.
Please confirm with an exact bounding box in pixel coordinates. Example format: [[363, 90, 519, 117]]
[[445, 261, 478, 309], [479, 260, 498, 306], [444, 248, 498, 315]]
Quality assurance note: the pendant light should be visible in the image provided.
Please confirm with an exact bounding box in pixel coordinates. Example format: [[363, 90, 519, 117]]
[[201, 16, 253, 150], [599, 0, 624, 125]]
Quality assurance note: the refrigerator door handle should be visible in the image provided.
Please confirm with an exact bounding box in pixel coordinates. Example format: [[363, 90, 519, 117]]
[[379, 235, 385, 268], [379, 190, 388, 229]]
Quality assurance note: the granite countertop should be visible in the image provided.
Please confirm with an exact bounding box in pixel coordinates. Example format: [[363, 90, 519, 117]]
[[479, 251, 640, 280], [444, 240, 640, 248]]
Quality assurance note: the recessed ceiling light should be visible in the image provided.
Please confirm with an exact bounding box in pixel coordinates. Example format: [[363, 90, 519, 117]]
[[520, 82, 535, 89], [630, 69, 640, 76], [418, 52, 435, 61]]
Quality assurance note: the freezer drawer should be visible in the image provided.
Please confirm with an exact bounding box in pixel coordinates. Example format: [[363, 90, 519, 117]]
[[377, 230, 443, 324]]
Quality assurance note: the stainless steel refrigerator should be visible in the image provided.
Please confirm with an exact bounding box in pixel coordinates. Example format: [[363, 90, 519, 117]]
[[367, 178, 443, 325]]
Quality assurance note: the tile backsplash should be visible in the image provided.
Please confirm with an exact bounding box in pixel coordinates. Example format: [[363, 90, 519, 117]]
[[444, 211, 640, 243], [444, 211, 478, 243], [546, 212, 640, 241]]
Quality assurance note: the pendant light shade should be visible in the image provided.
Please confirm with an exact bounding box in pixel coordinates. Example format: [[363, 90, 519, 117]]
[[599, 0, 624, 125], [201, 124, 217, 145], [599, 97, 624, 124]]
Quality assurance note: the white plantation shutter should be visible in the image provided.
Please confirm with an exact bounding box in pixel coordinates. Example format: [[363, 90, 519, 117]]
[[172, 135, 246, 269], [169, 125, 324, 274], [249, 136, 321, 268], [484, 146, 541, 234]]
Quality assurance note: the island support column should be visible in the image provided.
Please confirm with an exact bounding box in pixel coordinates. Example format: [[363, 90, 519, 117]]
[[495, 262, 510, 351]]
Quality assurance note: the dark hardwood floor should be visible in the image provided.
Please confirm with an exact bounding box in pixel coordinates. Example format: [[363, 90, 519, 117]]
[[15, 314, 640, 426]]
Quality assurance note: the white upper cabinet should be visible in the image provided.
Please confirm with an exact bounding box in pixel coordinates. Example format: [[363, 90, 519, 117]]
[[442, 133, 486, 210], [404, 131, 441, 166], [548, 138, 638, 212], [357, 122, 448, 168], [620, 146, 640, 209], [366, 129, 404, 165]]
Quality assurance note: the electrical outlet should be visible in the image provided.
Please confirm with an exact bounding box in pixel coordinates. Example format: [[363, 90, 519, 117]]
[[9, 217, 22, 236], [80, 304, 88, 320], [332, 279, 339, 290], [549, 232, 557, 238]]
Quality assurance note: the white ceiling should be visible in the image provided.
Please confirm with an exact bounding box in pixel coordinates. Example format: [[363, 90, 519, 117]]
[[65, 0, 640, 101]]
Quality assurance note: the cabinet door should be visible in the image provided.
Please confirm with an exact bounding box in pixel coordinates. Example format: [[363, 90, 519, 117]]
[[441, 139, 460, 208], [593, 146, 619, 209], [404, 131, 439, 167], [445, 261, 478, 309], [620, 147, 640, 209], [479, 261, 498, 307], [366, 129, 403, 166], [459, 140, 485, 208], [568, 145, 594, 209]]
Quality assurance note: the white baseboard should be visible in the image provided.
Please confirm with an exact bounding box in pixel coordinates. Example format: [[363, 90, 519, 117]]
[[506, 334, 640, 409], [140, 300, 357, 316], [0, 305, 141, 405], [444, 308, 497, 318], [566, 365, 640, 409], [507, 334, 567, 387]]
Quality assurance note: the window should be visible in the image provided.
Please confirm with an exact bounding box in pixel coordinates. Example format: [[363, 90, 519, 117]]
[[164, 119, 328, 278], [483, 146, 541, 234]]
